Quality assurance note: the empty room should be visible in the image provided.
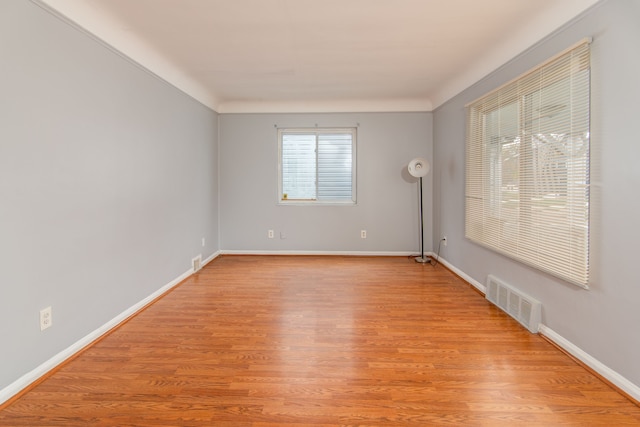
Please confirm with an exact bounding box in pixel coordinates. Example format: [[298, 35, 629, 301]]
[[1, 0, 639, 425]]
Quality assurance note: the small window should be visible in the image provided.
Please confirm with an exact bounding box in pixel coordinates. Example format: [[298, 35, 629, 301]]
[[465, 40, 591, 287], [278, 128, 356, 204]]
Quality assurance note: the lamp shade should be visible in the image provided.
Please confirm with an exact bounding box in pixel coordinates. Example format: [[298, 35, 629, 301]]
[[408, 157, 430, 178]]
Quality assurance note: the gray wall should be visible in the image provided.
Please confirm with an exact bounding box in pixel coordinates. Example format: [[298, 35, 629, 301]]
[[0, 0, 219, 389], [219, 113, 432, 253], [433, 0, 640, 386]]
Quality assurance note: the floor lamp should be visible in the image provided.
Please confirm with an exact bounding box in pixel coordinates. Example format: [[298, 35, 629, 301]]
[[408, 157, 431, 264]]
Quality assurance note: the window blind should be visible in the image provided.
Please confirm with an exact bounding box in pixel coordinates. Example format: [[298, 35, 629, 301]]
[[317, 133, 353, 200], [465, 40, 591, 288]]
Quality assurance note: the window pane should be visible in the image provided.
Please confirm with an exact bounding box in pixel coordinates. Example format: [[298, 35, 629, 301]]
[[282, 134, 316, 200], [484, 102, 520, 249], [318, 133, 352, 200]]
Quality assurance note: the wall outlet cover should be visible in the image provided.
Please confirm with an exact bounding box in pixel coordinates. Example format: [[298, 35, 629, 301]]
[[40, 306, 52, 331]]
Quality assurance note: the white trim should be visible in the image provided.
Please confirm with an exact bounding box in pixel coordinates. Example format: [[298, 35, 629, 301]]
[[203, 251, 221, 266], [438, 254, 639, 402], [219, 98, 432, 114], [35, 0, 599, 114], [432, 255, 486, 294], [538, 324, 640, 402], [33, 0, 219, 111], [0, 251, 221, 405], [465, 37, 592, 107], [432, 1, 600, 109], [221, 250, 415, 257]]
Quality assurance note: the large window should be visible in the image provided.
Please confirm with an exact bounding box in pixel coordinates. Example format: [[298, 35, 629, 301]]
[[465, 40, 591, 287], [278, 128, 356, 204]]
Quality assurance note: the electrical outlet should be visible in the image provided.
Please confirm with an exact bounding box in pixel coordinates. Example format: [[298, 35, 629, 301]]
[[361, 230, 367, 239], [40, 306, 52, 331], [442, 236, 447, 246], [268, 230, 274, 239], [202, 237, 206, 247]]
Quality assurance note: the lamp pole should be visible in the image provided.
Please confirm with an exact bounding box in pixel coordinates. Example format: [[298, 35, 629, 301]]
[[415, 176, 430, 264], [408, 157, 431, 264]]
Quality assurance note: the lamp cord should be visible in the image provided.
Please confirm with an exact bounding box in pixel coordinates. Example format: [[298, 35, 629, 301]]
[[432, 238, 445, 268]]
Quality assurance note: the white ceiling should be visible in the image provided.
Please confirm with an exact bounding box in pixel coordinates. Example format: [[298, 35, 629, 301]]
[[40, 0, 599, 113]]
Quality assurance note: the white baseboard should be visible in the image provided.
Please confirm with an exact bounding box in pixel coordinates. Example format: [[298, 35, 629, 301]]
[[435, 255, 639, 403], [430, 254, 486, 294], [538, 324, 640, 402], [0, 251, 221, 406], [203, 251, 220, 266], [221, 250, 415, 256]]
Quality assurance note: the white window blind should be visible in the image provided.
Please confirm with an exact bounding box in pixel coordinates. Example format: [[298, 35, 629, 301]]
[[279, 128, 356, 204], [465, 40, 591, 288]]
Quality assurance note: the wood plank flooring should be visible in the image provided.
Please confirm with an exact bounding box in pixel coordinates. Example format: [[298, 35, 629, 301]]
[[1, 255, 639, 426]]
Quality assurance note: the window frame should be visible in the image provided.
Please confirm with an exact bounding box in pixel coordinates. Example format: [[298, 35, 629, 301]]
[[277, 127, 357, 206]]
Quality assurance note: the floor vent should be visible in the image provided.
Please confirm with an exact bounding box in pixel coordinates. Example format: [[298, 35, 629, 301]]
[[486, 275, 541, 333], [192, 254, 202, 272]]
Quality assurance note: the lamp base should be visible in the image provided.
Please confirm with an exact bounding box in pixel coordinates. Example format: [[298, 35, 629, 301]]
[[414, 256, 432, 264]]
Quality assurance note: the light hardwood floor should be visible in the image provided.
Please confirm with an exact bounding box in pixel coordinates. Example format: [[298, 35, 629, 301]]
[[1, 255, 639, 426]]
